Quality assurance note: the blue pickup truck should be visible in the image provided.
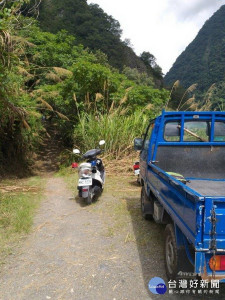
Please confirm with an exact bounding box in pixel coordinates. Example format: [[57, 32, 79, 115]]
[[134, 110, 225, 281]]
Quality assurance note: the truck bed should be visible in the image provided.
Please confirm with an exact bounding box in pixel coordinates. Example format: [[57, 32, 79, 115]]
[[186, 179, 225, 197]]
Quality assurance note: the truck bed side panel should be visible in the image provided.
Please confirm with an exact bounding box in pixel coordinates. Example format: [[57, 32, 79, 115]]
[[147, 166, 197, 243]]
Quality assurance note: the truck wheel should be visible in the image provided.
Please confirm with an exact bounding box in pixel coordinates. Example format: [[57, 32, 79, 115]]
[[164, 224, 179, 279], [140, 186, 153, 220]]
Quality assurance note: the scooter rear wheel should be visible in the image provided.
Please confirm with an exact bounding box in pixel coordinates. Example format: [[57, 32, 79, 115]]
[[85, 190, 93, 205]]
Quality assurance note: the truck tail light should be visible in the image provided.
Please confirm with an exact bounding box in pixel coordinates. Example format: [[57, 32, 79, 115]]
[[209, 255, 225, 271]]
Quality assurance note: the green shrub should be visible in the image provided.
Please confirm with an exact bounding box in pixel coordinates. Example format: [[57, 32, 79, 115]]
[[73, 109, 150, 157]]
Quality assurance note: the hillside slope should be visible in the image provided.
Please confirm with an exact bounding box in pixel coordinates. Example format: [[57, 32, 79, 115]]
[[164, 5, 225, 92], [25, 0, 162, 84]]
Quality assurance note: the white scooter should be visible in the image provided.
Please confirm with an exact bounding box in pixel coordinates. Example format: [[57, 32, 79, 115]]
[[72, 140, 105, 205], [133, 161, 140, 184]]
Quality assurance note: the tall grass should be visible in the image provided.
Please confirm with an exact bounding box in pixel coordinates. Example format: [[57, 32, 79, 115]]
[[0, 177, 44, 260], [0, 194, 38, 234], [167, 80, 225, 112], [73, 109, 149, 158]]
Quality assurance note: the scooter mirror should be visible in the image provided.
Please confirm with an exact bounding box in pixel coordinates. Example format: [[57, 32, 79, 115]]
[[73, 149, 80, 154], [99, 140, 105, 146]]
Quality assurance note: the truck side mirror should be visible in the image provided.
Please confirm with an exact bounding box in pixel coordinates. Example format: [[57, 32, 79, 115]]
[[134, 138, 143, 151]]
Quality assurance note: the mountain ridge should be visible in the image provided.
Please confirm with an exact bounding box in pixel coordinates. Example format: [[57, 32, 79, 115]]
[[164, 5, 225, 92]]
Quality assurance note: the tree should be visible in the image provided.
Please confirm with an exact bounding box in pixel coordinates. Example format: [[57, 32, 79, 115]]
[[140, 51, 157, 68], [140, 51, 163, 86]]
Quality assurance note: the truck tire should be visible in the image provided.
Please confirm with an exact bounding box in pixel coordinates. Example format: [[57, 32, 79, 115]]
[[164, 224, 180, 279], [140, 186, 153, 220]]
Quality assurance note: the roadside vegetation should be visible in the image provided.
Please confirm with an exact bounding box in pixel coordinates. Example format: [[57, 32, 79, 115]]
[[0, 0, 168, 174], [74, 108, 150, 158], [0, 176, 44, 262]]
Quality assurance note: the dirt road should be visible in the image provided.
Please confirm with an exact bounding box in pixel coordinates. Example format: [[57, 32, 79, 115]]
[[0, 175, 224, 300]]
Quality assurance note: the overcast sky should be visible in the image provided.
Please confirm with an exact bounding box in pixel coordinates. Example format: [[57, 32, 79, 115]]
[[87, 0, 225, 74]]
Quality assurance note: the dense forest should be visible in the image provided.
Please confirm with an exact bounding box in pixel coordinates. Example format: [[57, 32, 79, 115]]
[[0, 0, 169, 174], [25, 0, 163, 86], [164, 5, 225, 110]]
